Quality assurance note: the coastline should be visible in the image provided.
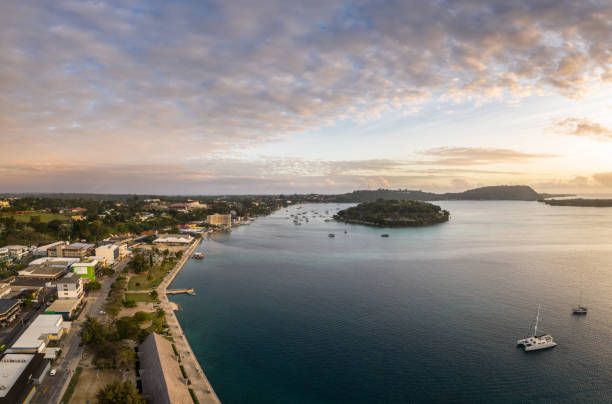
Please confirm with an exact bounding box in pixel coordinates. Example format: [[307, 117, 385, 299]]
[[159, 237, 221, 404]]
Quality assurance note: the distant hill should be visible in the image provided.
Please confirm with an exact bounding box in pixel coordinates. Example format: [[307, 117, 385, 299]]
[[325, 185, 545, 202]]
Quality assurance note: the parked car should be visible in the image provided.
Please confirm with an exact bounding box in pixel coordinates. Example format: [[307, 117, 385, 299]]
[[50, 369, 56, 376]]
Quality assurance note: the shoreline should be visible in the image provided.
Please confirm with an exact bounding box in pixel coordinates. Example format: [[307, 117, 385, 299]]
[[159, 237, 221, 404]]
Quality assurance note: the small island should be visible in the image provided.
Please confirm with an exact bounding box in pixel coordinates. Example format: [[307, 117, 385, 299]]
[[539, 198, 612, 207], [334, 199, 450, 227]]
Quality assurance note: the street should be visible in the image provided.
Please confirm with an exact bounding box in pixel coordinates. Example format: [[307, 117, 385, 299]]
[[30, 258, 129, 404]]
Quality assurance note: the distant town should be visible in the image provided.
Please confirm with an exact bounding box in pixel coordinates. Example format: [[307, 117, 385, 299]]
[[0, 195, 287, 404]]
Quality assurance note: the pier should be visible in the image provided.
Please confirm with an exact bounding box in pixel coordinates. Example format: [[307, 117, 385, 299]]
[[167, 288, 196, 295]]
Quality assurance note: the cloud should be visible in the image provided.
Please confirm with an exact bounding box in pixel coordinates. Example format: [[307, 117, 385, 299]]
[[593, 172, 612, 187], [547, 118, 612, 141], [417, 147, 558, 165], [0, 0, 611, 168]]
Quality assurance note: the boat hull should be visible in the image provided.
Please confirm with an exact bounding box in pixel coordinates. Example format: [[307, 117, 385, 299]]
[[517, 335, 557, 351]]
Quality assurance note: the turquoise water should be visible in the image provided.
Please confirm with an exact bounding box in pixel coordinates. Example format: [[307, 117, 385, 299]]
[[170, 202, 612, 403]]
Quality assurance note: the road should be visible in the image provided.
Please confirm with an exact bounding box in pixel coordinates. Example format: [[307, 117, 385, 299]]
[[159, 241, 221, 404], [31, 258, 130, 404]]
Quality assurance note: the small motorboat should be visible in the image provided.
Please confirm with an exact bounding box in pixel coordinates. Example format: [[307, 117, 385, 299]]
[[381, 234, 390, 238], [328, 233, 335, 238], [192, 252, 205, 259]]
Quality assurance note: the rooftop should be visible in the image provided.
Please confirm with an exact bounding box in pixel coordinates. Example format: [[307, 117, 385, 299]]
[[45, 299, 79, 313], [0, 354, 34, 398], [29, 257, 79, 267], [64, 243, 94, 251], [10, 314, 67, 352], [71, 260, 99, 268], [58, 272, 81, 285], [0, 299, 19, 314], [18, 266, 66, 279]]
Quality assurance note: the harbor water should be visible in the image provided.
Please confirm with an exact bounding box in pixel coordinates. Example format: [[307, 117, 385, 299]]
[[170, 201, 612, 403]]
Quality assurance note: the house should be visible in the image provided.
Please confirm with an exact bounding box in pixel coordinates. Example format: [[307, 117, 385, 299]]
[[0, 300, 20, 326], [70, 260, 99, 283], [138, 333, 193, 404], [8, 314, 70, 354], [0, 353, 49, 404], [55, 273, 84, 301], [0, 248, 10, 264], [95, 244, 119, 265]]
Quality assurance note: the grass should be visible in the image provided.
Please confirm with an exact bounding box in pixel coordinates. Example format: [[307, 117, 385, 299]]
[[59, 366, 82, 404], [189, 388, 200, 404], [179, 365, 188, 379], [2, 211, 69, 223], [127, 260, 175, 291], [124, 292, 154, 302]]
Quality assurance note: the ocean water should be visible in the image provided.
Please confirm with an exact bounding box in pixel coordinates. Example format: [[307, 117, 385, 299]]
[[170, 201, 612, 403]]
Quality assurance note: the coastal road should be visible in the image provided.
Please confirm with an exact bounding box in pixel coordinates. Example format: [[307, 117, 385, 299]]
[[31, 258, 129, 404], [159, 240, 221, 404]]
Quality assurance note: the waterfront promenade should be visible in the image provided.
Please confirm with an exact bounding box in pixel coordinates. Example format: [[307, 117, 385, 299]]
[[159, 238, 221, 404]]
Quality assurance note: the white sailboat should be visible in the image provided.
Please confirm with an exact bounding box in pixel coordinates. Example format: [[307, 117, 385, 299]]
[[517, 305, 557, 351], [572, 291, 588, 315]]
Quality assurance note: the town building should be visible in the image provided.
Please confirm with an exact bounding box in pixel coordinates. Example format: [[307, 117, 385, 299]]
[[207, 213, 232, 228], [0, 283, 11, 299], [153, 234, 193, 251], [32, 241, 67, 257], [95, 244, 119, 265], [55, 272, 84, 301], [0, 248, 10, 264], [0, 353, 49, 404], [61, 243, 94, 259], [28, 257, 79, 268], [8, 314, 70, 354], [0, 200, 10, 208], [70, 260, 99, 282], [138, 333, 193, 404], [17, 266, 66, 280], [2, 245, 29, 260], [0, 300, 21, 326], [44, 299, 81, 320]]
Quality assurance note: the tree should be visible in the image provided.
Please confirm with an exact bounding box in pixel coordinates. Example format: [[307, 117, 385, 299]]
[[96, 381, 144, 404], [149, 290, 158, 300], [85, 281, 102, 291]]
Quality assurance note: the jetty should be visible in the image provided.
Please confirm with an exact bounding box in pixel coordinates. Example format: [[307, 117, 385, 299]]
[[159, 239, 221, 403], [167, 288, 196, 295]]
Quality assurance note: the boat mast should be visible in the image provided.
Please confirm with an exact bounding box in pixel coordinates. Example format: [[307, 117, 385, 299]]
[[534, 304, 540, 336]]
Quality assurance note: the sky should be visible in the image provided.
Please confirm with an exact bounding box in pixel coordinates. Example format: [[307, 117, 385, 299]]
[[1, 0, 611, 195]]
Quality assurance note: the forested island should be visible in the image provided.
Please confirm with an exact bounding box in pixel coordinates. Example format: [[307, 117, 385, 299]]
[[334, 200, 450, 227], [539, 198, 612, 207]]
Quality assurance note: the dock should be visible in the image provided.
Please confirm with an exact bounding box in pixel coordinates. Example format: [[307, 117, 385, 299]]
[[167, 288, 196, 295]]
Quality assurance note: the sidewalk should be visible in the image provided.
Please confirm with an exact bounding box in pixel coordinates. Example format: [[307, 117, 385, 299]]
[[159, 240, 221, 404]]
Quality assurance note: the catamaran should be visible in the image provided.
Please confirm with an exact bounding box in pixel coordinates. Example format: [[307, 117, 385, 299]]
[[517, 305, 557, 351]]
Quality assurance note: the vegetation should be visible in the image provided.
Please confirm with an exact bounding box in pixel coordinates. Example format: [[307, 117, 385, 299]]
[[106, 277, 127, 316], [334, 199, 450, 227], [85, 281, 102, 291], [124, 292, 154, 302], [96, 381, 145, 404], [189, 388, 200, 404], [539, 198, 612, 207], [60, 366, 82, 404]]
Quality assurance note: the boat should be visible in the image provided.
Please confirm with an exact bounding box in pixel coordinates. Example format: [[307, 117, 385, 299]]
[[516, 305, 557, 351], [344, 230, 347, 234], [328, 233, 335, 238], [572, 291, 588, 315], [192, 252, 205, 259], [381, 234, 389, 238]]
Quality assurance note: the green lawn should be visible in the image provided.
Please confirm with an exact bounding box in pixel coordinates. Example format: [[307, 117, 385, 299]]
[[127, 261, 175, 291], [2, 211, 69, 223], [124, 292, 155, 302]]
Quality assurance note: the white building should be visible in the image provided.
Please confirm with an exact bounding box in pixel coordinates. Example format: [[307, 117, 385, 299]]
[[8, 314, 70, 354], [2, 245, 29, 259], [153, 234, 193, 246], [56, 273, 84, 301], [95, 244, 119, 265]]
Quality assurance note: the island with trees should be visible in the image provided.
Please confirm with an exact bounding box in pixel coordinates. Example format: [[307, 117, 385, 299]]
[[334, 199, 450, 227], [539, 198, 612, 207]]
